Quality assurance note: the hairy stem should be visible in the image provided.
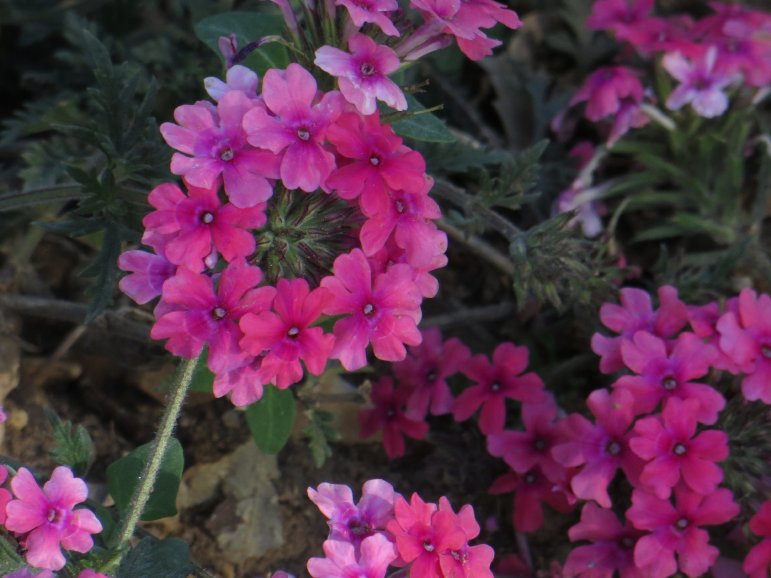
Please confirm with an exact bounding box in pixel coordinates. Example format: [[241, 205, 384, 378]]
[[114, 355, 200, 551]]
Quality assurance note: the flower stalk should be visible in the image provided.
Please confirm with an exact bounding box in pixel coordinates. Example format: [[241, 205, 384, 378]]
[[113, 355, 200, 552]]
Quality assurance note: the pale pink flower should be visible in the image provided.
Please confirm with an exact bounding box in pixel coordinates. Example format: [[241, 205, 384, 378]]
[[5, 467, 102, 571], [204, 65, 259, 102], [307, 534, 396, 578], [315, 34, 406, 115], [243, 64, 343, 192], [335, 0, 400, 37], [212, 355, 267, 407], [161, 91, 280, 207], [663, 47, 738, 118]]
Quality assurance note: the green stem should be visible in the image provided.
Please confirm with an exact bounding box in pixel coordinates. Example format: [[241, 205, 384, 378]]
[[114, 355, 199, 552]]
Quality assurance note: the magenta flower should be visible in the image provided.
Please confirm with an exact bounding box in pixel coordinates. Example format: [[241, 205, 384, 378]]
[[78, 571, 110, 578], [308, 479, 396, 547], [745, 501, 771, 578], [307, 534, 397, 578], [0, 466, 11, 526], [569, 67, 644, 123], [315, 34, 406, 115], [335, 0, 400, 37], [629, 397, 728, 499], [716, 288, 771, 404], [586, 0, 654, 40], [239, 278, 334, 389], [488, 467, 574, 533], [591, 285, 688, 374], [118, 249, 176, 305], [243, 64, 343, 192], [161, 91, 279, 207], [5, 467, 102, 571], [386, 493, 466, 578], [487, 398, 569, 483], [627, 487, 739, 578], [552, 388, 643, 508], [212, 355, 266, 407], [326, 112, 426, 213], [663, 47, 738, 118], [151, 260, 276, 370], [392, 327, 471, 418], [564, 503, 645, 578], [359, 377, 429, 459], [142, 182, 266, 272], [614, 331, 725, 424], [452, 342, 546, 435], [321, 249, 423, 371], [437, 497, 494, 578]]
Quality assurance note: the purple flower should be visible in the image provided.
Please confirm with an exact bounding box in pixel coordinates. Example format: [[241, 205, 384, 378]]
[[663, 46, 738, 118]]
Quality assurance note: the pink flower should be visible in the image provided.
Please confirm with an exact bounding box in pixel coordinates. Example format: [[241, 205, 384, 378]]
[[161, 91, 279, 207], [4, 570, 55, 578], [307, 534, 397, 578], [239, 278, 334, 388], [118, 249, 176, 305], [321, 249, 423, 371], [204, 65, 259, 102], [326, 112, 426, 212], [151, 260, 276, 369], [487, 398, 569, 484], [359, 377, 429, 459], [614, 331, 725, 424], [5, 467, 102, 571], [392, 327, 471, 418], [308, 479, 396, 546], [315, 35, 406, 115], [212, 355, 266, 407], [745, 501, 771, 578], [386, 493, 466, 578], [0, 466, 11, 526], [142, 182, 266, 272], [569, 67, 644, 123], [627, 487, 739, 578], [243, 64, 343, 192], [591, 285, 688, 374], [335, 0, 400, 37], [552, 388, 643, 508], [663, 47, 738, 118], [436, 497, 494, 578], [452, 342, 546, 435], [629, 397, 728, 499], [586, 0, 654, 40], [564, 503, 645, 578], [488, 468, 574, 533], [716, 288, 771, 403], [78, 571, 110, 578]]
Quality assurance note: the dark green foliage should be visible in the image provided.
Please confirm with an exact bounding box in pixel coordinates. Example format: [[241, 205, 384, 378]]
[[106, 438, 184, 522], [45, 408, 94, 478], [116, 537, 193, 578], [302, 408, 341, 468], [245, 385, 296, 454]]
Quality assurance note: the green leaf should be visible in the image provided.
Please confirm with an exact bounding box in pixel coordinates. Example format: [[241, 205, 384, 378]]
[[389, 95, 455, 143], [106, 438, 184, 521], [0, 185, 85, 212], [190, 351, 215, 394], [194, 12, 289, 76], [80, 225, 124, 322], [302, 409, 340, 468], [45, 408, 94, 477], [117, 537, 192, 578], [244, 385, 295, 454]]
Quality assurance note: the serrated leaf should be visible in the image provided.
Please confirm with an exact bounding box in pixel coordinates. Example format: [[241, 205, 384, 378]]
[[80, 225, 122, 322], [244, 385, 295, 454], [117, 537, 192, 578], [390, 95, 455, 143], [106, 438, 184, 521], [45, 408, 94, 477], [194, 12, 289, 76], [302, 409, 340, 468]]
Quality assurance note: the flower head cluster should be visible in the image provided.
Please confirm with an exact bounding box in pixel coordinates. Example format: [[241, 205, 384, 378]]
[[120, 62, 449, 406], [307, 481, 494, 578]]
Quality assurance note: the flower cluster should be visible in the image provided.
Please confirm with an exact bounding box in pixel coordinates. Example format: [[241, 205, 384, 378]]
[[0, 466, 102, 574], [118, 0, 523, 408], [306, 480, 494, 578], [358, 285, 771, 577], [552, 1, 771, 235]]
